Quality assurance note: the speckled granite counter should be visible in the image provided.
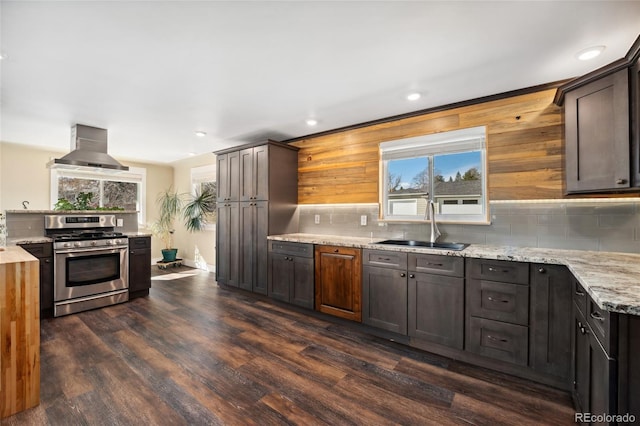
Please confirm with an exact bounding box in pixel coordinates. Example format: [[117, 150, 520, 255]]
[[8, 237, 53, 245], [269, 233, 640, 316]]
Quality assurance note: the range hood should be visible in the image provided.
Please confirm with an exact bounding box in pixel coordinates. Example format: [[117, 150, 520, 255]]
[[47, 124, 129, 172]]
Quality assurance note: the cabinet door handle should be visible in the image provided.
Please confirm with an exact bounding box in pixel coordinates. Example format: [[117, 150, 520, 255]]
[[590, 311, 605, 322], [487, 335, 508, 343], [44, 259, 51, 263], [616, 178, 627, 185], [575, 289, 585, 296], [537, 267, 546, 273], [400, 273, 406, 277], [409, 274, 415, 278], [334, 249, 339, 253]]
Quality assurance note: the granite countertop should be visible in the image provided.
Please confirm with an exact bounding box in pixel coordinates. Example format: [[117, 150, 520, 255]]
[[8, 237, 54, 245], [123, 232, 153, 237], [269, 233, 640, 316]]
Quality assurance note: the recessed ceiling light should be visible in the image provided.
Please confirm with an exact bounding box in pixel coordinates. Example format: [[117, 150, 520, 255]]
[[0, 52, 7, 60], [407, 92, 421, 101], [306, 119, 318, 126], [577, 45, 606, 61], [195, 131, 207, 137]]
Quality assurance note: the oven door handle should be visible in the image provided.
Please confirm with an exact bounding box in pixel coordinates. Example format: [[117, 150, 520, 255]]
[[55, 245, 128, 254]]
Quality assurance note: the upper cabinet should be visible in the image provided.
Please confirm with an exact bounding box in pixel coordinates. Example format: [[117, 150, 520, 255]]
[[556, 35, 640, 195], [217, 150, 240, 202]]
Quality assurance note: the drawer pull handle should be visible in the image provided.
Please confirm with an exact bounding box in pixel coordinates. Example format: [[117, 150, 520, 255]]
[[537, 267, 546, 273], [575, 289, 585, 297], [334, 249, 339, 253], [487, 296, 509, 303], [400, 273, 406, 277], [487, 335, 508, 343], [381, 258, 391, 261], [409, 274, 415, 279], [426, 262, 443, 267], [616, 178, 627, 185], [488, 267, 508, 273], [590, 311, 605, 322]]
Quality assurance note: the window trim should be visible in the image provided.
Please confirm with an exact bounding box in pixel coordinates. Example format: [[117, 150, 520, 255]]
[[50, 167, 147, 225], [379, 126, 490, 224]]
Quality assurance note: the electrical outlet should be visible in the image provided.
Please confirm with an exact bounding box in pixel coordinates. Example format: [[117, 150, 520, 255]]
[[314, 214, 320, 224], [360, 215, 367, 226], [116, 218, 124, 227]]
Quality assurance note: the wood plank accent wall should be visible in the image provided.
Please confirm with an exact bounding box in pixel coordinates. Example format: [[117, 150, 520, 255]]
[[292, 89, 565, 203], [0, 247, 40, 419]]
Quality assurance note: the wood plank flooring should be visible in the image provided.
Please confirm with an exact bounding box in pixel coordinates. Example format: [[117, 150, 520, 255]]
[[4, 266, 576, 425]]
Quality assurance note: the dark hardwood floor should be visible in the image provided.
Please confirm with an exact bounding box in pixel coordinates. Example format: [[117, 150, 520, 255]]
[[5, 266, 575, 425]]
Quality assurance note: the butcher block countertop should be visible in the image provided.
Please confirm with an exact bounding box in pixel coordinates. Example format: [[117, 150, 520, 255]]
[[268, 233, 640, 316], [0, 246, 40, 418]]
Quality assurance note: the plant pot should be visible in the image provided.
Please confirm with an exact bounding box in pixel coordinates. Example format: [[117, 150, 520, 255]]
[[161, 248, 178, 262]]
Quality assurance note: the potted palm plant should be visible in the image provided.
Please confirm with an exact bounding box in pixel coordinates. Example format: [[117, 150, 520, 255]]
[[152, 188, 183, 262]]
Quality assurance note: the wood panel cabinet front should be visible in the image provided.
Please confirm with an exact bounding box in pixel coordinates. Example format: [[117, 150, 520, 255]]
[[315, 245, 362, 322], [565, 69, 631, 193]]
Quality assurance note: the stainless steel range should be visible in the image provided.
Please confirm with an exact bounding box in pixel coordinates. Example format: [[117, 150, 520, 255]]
[[45, 215, 128, 317]]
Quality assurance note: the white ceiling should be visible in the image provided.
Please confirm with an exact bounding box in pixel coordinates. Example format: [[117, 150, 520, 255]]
[[1, 1, 639, 165]]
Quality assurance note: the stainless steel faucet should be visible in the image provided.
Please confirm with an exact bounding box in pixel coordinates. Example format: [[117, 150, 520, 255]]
[[428, 200, 441, 243]]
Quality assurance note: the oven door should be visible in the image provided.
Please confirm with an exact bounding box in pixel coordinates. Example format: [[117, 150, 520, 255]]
[[54, 245, 128, 302]]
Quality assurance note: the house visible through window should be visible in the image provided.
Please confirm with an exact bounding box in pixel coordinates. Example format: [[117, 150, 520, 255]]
[[380, 126, 488, 223]]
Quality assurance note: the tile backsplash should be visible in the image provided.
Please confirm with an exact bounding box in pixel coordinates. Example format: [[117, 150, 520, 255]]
[[297, 200, 640, 254]]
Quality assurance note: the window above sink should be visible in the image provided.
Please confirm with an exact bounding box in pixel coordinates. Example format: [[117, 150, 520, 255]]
[[379, 126, 489, 224]]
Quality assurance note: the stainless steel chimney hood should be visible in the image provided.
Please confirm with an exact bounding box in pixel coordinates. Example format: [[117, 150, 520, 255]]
[[47, 124, 129, 172]]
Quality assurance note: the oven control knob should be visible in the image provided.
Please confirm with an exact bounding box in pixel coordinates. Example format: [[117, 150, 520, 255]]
[[74, 242, 82, 247], [64, 242, 71, 248], [91, 241, 97, 246]]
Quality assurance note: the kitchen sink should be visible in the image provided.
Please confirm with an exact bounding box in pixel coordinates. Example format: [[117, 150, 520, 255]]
[[373, 239, 469, 251]]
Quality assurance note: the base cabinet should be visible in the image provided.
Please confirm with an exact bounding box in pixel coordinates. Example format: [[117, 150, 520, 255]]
[[530, 264, 572, 382], [363, 265, 407, 335], [268, 241, 314, 309], [18, 242, 54, 319], [128, 236, 151, 299], [315, 245, 362, 322], [408, 254, 464, 349]]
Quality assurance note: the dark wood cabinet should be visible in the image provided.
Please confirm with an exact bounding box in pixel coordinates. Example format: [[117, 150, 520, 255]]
[[216, 202, 240, 287], [362, 249, 408, 334], [408, 254, 464, 349], [216, 150, 240, 202], [268, 241, 314, 309], [128, 236, 151, 299], [239, 201, 268, 294], [618, 315, 640, 423], [558, 37, 640, 194], [215, 140, 298, 292], [18, 242, 54, 319], [565, 69, 630, 193], [315, 245, 362, 322], [529, 264, 572, 382], [466, 258, 530, 365], [573, 302, 616, 423], [240, 144, 269, 202]]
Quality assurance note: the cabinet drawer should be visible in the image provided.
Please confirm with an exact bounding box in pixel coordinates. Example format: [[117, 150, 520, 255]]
[[362, 249, 407, 269], [572, 278, 587, 317], [467, 258, 529, 285], [467, 278, 529, 326], [466, 317, 529, 365], [409, 253, 464, 277], [586, 297, 616, 355], [269, 241, 314, 258], [18, 242, 53, 258], [129, 236, 151, 249]]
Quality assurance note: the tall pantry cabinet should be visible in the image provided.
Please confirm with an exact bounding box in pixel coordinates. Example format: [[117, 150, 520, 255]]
[[214, 140, 299, 294]]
